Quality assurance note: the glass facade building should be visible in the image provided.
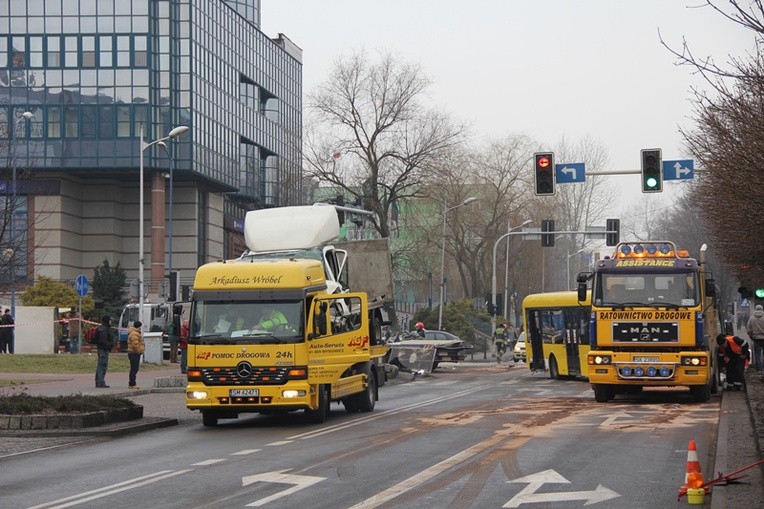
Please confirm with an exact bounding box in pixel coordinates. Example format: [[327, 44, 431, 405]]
[[0, 0, 302, 295]]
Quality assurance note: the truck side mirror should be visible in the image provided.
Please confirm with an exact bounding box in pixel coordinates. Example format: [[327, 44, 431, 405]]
[[577, 282, 588, 302], [312, 301, 328, 337], [705, 279, 716, 297]]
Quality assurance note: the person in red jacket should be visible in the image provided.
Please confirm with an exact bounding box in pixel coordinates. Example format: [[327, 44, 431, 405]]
[[179, 319, 189, 374], [717, 333, 751, 391]]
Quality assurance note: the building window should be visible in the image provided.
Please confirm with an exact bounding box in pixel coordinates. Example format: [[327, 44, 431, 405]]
[[47, 107, 61, 138], [64, 36, 77, 68], [64, 106, 78, 137], [82, 36, 95, 67], [11, 36, 26, 68], [46, 36, 60, 67], [99, 36, 113, 67], [116, 36, 130, 67]]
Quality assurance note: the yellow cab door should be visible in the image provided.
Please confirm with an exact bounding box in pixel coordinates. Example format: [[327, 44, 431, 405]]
[[306, 292, 370, 384]]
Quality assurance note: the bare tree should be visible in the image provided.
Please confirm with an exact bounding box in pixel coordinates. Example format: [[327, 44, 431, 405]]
[[304, 50, 467, 239], [662, 1, 764, 286]]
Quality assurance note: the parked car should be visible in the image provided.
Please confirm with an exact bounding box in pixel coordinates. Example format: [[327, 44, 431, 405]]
[[513, 332, 526, 363]]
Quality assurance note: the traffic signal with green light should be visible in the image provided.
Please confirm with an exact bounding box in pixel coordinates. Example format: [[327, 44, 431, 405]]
[[756, 288, 764, 300], [641, 148, 663, 193], [534, 152, 555, 196]]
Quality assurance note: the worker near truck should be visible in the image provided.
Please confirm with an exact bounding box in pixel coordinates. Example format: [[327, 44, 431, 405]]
[[716, 333, 751, 391]]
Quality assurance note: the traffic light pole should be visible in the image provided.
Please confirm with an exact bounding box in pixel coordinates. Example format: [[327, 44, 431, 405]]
[[491, 227, 619, 337]]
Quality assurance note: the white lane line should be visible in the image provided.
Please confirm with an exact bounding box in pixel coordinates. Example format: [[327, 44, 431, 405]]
[[288, 384, 492, 441], [267, 440, 293, 446], [347, 433, 508, 508], [26, 469, 193, 509], [192, 458, 226, 466], [232, 449, 262, 455]]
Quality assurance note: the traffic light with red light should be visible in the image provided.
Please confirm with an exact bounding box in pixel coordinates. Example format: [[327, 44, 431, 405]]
[[534, 152, 555, 196], [641, 148, 663, 193]]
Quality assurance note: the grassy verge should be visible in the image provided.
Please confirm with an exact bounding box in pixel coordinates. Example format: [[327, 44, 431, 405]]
[[0, 354, 174, 374]]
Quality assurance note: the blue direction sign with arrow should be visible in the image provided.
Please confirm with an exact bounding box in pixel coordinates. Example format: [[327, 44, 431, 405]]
[[663, 159, 694, 180], [75, 274, 89, 297], [555, 162, 586, 183]]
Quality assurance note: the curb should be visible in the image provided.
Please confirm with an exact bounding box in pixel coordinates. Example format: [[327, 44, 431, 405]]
[[0, 416, 178, 438]]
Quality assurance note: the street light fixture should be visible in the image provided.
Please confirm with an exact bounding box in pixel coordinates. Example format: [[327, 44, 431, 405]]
[[438, 196, 477, 330], [138, 124, 189, 326], [157, 141, 175, 277], [491, 219, 532, 337], [9, 111, 33, 324], [567, 249, 585, 291]]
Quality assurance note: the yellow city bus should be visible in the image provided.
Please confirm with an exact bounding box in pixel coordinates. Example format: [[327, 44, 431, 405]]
[[523, 291, 592, 379]]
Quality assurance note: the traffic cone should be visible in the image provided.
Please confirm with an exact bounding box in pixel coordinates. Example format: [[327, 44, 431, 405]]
[[678, 440, 705, 499]]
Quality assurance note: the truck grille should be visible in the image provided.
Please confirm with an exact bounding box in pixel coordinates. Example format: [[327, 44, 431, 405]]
[[612, 322, 678, 343], [199, 366, 289, 386]]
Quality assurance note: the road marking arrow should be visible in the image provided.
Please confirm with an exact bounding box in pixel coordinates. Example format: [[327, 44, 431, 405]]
[[504, 469, 620, 507], [600, 411, 637, 427], [243, 470, 325, 507]]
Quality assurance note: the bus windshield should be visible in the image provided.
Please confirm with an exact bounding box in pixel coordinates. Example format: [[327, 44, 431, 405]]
[[595, 272, 700, 307], [190, 300, 304, 344]]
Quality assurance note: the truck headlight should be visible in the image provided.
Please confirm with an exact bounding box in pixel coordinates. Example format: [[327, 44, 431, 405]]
[[282, 390, 306, 398], [187, 391, 208, 400]]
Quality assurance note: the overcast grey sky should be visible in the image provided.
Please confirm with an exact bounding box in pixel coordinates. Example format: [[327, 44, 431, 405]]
[[261, 1, 753, 207]]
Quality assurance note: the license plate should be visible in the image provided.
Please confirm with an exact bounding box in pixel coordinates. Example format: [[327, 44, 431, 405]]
[[230, 389, 259, 397], [633, 356, 659, 363]]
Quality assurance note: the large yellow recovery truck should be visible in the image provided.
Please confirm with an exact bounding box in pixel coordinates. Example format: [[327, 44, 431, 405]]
[[185, 206, 390, 426]]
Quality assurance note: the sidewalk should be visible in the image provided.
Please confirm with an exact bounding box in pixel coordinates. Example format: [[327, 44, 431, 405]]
[[0, 364, 186, 398]]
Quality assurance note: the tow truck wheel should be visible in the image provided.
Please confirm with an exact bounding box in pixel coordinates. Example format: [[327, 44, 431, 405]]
[[549, 356, 560, 380], [690, 384, 711, 403], [592, 384, 613, 403], [306, 385, 328, 424], [343, 397, 359, 413], [355, 369, 377, 412], [202, 410, 218, 427]]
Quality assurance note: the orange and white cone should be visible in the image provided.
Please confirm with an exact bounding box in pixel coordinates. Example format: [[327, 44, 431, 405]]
[[678, 440, 705, 498]]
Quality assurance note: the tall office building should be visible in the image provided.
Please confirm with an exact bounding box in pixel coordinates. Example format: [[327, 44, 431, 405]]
[[0, 0, 302, 300]]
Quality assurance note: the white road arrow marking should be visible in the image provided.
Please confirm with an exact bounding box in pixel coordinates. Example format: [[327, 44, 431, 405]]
[[560, 166, 578, 180], [504, 469, 620, 507], [673, 161, 691, 178], [242, 469, 325, 507], [600, 411, 636, 426]]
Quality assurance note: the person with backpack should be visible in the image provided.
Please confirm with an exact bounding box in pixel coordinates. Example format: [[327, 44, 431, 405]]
[[94, 315, 115, 388], [127, 320, 145, 389]]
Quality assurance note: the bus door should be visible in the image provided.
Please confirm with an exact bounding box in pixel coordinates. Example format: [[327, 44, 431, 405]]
[[527, 310, 545, 371], [563, 307, 589, 376]]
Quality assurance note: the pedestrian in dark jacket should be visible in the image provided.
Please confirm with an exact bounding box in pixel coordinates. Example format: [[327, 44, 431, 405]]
[[1, 308, 15, 353], [717, 333, 750, 391], [94, 315, 115, 388]]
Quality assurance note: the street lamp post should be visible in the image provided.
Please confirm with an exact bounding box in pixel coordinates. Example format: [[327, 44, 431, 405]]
[[9, 111, 33, 323], [491, 220, 532, 337], [567, 249, 585, 291], [138, 124, 188, 327], [158, 142, 175, 276], [438, 197, 477, 330]]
